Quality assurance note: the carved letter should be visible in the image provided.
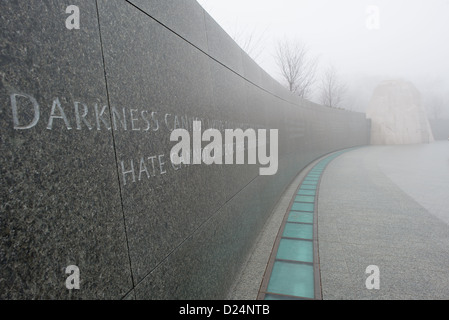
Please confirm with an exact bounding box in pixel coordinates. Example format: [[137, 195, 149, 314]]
[[141, 110, 151, 131], [74, 102, 92, 130], [121, 160, 136, 185], [10, 93, 40, 130], [112, 107, 127, 131], [158, 154, 166, 175], [138, 157, 150, 181], [47, 97, 72, 130], [94, 104, 111, 131], [130, 109, 140, 131]]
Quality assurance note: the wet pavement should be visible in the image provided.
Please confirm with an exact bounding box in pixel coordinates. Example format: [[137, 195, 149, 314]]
[[317, 141, 449, 299]]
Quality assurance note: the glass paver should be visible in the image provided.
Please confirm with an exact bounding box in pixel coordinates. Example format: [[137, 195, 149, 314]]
[[288, 211, 313, 224], [298, 184, 316, 190], [297, 189, 316, 196], [282, 222, 313, 240], [291, 202, 314, 212], [266, 261, 314, 299], [276, 238, 313, 263], [261, 148, 357, 300], [294, 195, 315, 203], [264, 294, 302, 300]]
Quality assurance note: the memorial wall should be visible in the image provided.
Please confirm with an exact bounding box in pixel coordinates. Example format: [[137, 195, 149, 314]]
[[0, 0, 370, 299]]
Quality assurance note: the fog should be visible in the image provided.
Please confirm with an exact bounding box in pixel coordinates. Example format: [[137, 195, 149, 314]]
[[197, 0, 449, 117]]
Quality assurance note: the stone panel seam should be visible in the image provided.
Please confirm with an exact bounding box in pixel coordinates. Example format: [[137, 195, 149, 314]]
[[124, 0, 303, 109], [131, 173, 260, 290], [94, 0, 136, 297]]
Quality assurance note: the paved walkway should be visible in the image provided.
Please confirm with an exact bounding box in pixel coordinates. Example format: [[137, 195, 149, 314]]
[[318, 141, 449, 299]]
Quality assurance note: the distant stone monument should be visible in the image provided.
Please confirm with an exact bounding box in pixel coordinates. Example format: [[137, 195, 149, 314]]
[[366, 80, 434, 144]]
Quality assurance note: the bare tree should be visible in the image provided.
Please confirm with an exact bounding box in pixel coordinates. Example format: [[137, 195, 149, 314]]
[[320, 63, 347, 108], [275, 39, 319, 99], [232, 25, 267, 63]]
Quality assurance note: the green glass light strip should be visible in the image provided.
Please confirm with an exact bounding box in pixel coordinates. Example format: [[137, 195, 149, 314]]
[[259, 149, 354, 300]]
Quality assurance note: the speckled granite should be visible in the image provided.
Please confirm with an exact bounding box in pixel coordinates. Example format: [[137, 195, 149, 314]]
[[128, 0, 209, 53], [96, 0, 228, 284], [0, 0, 132, 299], [1, 0, 371, 300]]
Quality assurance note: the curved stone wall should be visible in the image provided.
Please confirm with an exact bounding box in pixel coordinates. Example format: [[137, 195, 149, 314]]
[[0, 0, 370, 299]]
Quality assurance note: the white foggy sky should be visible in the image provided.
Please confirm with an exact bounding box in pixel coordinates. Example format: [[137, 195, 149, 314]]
[[197, 0, 449, 115]]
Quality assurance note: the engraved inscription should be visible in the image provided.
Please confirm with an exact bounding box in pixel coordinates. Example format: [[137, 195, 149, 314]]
[[7, 92, 278, 185]]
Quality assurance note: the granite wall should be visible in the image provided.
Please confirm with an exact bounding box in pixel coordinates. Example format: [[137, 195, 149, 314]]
[[0, 0, 370, 299]]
